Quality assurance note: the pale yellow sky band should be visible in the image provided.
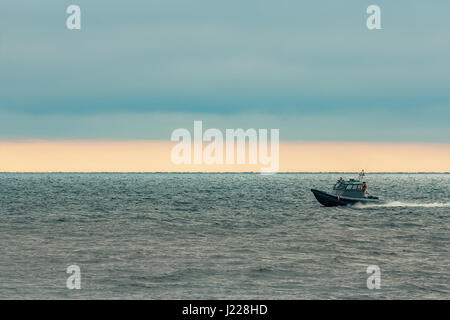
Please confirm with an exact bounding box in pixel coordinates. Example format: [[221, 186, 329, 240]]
[[0, 141, 448, 172]]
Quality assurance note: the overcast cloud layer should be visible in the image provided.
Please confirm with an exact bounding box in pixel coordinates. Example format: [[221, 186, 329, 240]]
[[0, 0, 449, 141]]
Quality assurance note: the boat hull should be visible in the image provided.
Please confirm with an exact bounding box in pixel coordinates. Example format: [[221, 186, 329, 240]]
[[311, 189, 379, 207]]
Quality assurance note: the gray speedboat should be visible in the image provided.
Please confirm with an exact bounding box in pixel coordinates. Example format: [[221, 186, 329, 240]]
[[311, 172, 381, 207]]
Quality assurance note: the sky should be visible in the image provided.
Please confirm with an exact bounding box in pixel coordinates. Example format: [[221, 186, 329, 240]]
[[1, 141, 449, 173], [0, 1, 449, 171]]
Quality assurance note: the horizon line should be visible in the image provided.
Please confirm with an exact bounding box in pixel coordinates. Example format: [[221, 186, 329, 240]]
[[1, 172, 449, 174]]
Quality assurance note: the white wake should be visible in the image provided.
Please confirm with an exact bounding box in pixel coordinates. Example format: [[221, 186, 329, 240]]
[[353, 201, 450, 208]]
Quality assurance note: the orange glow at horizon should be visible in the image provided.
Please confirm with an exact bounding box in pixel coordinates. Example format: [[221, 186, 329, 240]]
[[0, 140, 449, 172]]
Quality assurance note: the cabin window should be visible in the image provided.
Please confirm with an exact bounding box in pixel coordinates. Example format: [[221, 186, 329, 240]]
[[335, 183, 344, 190]]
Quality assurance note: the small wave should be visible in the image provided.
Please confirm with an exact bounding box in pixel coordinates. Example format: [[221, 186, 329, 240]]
[[354, 201, 450, 208]]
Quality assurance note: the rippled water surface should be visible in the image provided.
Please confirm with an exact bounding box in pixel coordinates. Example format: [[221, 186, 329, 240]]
[[0, 173, 449, 299]]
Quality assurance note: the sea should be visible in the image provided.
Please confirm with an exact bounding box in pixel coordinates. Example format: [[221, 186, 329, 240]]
[[0, 173, 448, 299]]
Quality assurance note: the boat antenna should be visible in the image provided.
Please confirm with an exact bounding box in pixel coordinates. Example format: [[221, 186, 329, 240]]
[[358, 169, 365, 181]]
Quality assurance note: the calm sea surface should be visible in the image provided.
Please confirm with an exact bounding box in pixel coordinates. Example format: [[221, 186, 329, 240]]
[[0, 173, 448, 299]]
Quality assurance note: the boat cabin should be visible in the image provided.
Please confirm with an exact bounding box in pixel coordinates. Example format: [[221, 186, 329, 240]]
[[333, 178, 366, 198]]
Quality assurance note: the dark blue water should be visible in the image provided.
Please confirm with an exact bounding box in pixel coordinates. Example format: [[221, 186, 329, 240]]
[[0, 173, 448, 299]]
